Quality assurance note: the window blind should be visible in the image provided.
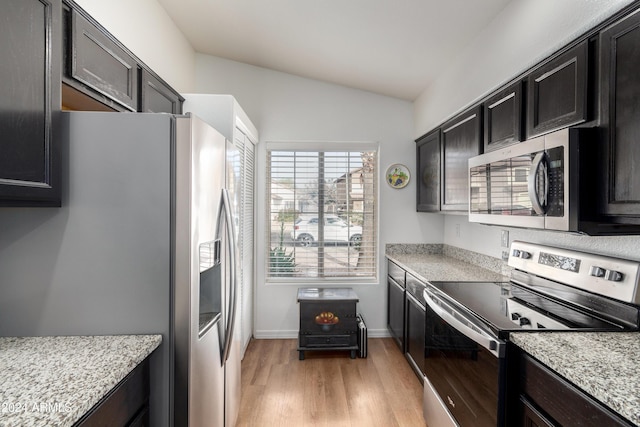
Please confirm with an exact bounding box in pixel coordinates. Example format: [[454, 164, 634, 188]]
[[266, 147, 377, 280], [236, 131, 255, 350]]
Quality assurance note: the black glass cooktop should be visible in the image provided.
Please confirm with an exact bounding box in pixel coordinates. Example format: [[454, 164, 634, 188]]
[[426, 281, 622, 337]]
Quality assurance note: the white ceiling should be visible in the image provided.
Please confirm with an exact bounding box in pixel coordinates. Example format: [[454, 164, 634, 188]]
[[156, 0, 512, 101]]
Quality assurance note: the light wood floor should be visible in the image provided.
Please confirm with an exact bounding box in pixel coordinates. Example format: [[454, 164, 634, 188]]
[[237, 338, 425, 427]]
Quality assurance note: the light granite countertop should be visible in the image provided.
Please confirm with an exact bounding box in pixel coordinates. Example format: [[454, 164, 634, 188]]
[[386, 244, 508, 283], [510, 332, 640, 426], [0, 334, 161, 427]]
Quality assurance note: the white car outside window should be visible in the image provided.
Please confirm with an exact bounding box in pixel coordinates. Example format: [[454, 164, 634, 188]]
[[290, 215, 362, 246]]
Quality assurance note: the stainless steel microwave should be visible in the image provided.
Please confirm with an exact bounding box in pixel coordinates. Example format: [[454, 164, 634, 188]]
[[468, 128, 581, 231]]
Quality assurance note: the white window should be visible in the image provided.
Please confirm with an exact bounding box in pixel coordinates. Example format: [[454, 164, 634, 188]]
[[266, 143, 378, 281]]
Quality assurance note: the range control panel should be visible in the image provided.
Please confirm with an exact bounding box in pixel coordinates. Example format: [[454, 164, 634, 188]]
[[508, 241, 640, 304]]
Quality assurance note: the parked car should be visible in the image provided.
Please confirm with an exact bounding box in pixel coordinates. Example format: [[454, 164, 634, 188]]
[[290, 215, 362, 246]]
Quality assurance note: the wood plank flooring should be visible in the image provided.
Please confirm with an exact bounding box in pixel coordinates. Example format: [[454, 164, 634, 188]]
[[237, 338, 425, 427]]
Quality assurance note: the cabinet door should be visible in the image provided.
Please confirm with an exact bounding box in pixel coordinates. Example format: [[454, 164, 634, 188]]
[[416, 129, 441, 212], [387, 277, 405, 351], [520, 354, 633, 427], [139, 69, 183, 113], [484, 81, 524, 152], [0, 0, 62, 206], [526, 41, 588, 138], [76, 357, 150, 426], [405, 293, 426, 379], [441, 106, 482, 212], [69, 9, 138, 111], [600, 9, 640, 217], [520, 396, 556, 427]]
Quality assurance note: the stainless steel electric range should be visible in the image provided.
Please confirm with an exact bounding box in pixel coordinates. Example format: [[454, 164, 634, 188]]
[[422, 241, 640, 427]]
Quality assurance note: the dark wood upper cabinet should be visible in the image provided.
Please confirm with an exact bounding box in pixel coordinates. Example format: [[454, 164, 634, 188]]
[[0, 0, 62, 206], [62, 1, 182, 114], [416, 129, 441, 212], [484, 81, 524, 152], [441, 106, 482, 212], [527, 40, 588, 138], [599, 9, 640, 219], [140, 69, 183, 114], [67, 8, 139, 111]]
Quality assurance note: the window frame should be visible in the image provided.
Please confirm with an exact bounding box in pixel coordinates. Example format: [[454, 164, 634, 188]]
[[265, 141, 380, 285]]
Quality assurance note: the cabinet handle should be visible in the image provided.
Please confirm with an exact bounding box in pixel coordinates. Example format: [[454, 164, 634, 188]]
[[527, 152, 548, 216]]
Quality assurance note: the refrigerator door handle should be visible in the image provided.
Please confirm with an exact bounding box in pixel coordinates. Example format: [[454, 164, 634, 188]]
[[216, 188, 239, 364]]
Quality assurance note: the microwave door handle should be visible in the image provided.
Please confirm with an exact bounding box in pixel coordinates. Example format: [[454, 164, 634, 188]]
[[423, 288, 504, 358], [527, 152, 547, 215]]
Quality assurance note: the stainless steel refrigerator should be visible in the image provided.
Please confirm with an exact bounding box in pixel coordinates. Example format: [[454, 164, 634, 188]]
[[0, 111, 241, 427]]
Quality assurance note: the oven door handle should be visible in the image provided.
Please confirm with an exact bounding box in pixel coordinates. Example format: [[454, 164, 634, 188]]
[[424, 288, 505, 358]]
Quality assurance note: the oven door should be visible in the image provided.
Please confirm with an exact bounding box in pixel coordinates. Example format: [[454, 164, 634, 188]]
[[423, 287, 506, 427]]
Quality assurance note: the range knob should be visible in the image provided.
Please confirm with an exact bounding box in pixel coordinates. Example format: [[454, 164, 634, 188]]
[[589, 266, 605, 278], [605, 270, 623, 282], [512, 249, 531, 259], [519, 317, 531, 326]]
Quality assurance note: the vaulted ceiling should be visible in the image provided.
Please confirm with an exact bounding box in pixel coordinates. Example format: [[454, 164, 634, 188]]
[[156, 0, 512, 100]]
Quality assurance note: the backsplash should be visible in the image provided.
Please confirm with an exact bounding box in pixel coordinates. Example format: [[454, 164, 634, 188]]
[[385, 243, 443, 255]]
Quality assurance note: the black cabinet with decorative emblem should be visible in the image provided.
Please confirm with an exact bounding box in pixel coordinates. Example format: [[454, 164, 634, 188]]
[[297, 287, 359, 360]]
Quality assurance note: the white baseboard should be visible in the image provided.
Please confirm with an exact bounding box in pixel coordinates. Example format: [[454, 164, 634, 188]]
[[253, 328, 391, 339]]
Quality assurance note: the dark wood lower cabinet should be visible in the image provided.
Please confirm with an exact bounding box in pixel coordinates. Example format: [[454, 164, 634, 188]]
[[74, 357, 150, 427], [520, 396, 555, 427], [508, 345, 633, 427], [387, 276, 405, 351]]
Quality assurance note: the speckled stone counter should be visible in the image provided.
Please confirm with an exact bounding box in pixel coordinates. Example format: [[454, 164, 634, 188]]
[[386, 243, 508, 283], [511, 332, 640, 426], [0, 334, 161, 427]]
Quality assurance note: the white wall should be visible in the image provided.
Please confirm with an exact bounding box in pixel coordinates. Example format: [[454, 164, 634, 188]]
[[415, 0, 640, 262], [73, 0, 196, 92], [414, 0, 634, 135], [194, 54, 442, 337]]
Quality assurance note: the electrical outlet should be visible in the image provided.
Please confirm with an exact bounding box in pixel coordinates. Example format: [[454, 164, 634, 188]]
[[502, 250, 509, 261], [501, 230, 509, 248], [455, 223, 460, 238]]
